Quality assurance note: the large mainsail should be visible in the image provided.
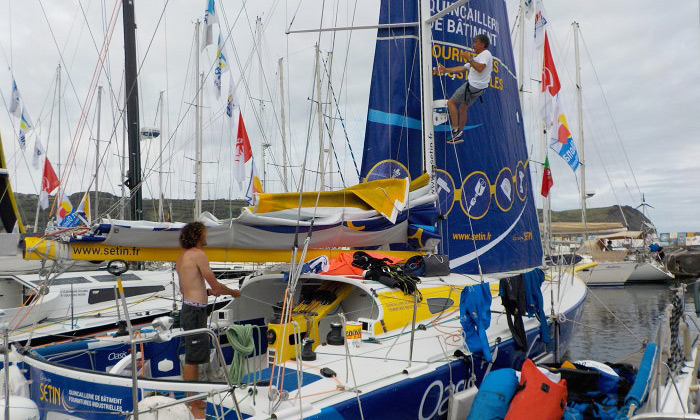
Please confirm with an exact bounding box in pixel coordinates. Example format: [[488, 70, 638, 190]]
[[361, 0, 542, 274]]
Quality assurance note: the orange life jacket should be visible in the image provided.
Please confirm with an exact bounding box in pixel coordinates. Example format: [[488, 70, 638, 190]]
[[505, 359, 568, 420]]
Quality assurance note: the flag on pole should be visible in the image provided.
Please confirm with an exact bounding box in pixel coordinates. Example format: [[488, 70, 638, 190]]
[[540, 32, 561, 125], [226, 75, 240, 129], [233, 112, 253, 183], [534, 0, 547, 49], [33, 136, 45, 169], [9, 80, 22, 118], [541, 155, 553, 197], [214, 33, 229, 99], [201, 0, 218, 50], [77, 193, 91, 224], [548, 97, 580, 171], [56, 193, 74, 226], [40, 158, 60, 210], [245, 159, 263, 205], [18, 109, 33, 150]]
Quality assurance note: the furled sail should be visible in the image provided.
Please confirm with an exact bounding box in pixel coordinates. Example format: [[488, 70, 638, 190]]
[[361, 0, 542, 274], [0, 131, 25, 233]]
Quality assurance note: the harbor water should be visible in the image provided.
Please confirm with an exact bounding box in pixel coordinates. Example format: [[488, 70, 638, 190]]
[[567, 280, 700, 363]]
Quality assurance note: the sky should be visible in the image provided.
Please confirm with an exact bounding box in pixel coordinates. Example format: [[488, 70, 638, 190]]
[[0, 0, 698, 233]]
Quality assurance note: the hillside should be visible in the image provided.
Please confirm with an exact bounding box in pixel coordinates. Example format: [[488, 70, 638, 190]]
[[538, 205, 652, 231], [4, 191, 248, 231], [4, 192, 652, 233]]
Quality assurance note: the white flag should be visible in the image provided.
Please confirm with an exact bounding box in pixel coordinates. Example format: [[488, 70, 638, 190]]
[[18, 109, 33, 150], [32, 136, 45, 169], [214, 34, 229, 99], [201, 0, 218, 51], [9, 80, 22, 118], [534, 0, 547, 50], [226, 75, 240, 129]]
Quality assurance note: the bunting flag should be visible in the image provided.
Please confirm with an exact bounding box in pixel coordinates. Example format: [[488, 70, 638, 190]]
[[201, 0, 218, 50], [214, 33, 229, 99], [540, 32, 561, 125], [40, 158, 60, 210], [245, 159, 263, 205], [226, 75, 240, 129], [533, 0, 547, 49], [33, 136, 45, 169], [541, 155, 553, 197], [548, 96, 580, 171], [9, 80, 22, 118], [18, 109, 33, 150], [56, 193, 74, 226], [233, 112, 253, 184], [77, 193, 91, 224]]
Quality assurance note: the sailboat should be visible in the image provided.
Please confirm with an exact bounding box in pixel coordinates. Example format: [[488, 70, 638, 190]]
[[11, 0, 589, 419]]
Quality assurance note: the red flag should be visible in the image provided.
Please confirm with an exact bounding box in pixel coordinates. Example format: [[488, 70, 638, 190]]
[[40, 158, 60, 210], [541, 155, 553, 197], [233, 112, 253, 183], [541, 33, 561, 97], [42, 158, 59, 194]]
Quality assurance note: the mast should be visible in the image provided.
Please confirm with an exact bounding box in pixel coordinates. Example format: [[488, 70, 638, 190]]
[[158, 91, 164, 222], [325, 51, 335, 190], [419, 0, 436, 191], [123, 0, 142, 220], [573, 22, 586, 229], [57, 65, 62, 202], [194, 21, 202, 218], [518, 0, 526, 106], [278, 57, 288, 192], [256, 17, 269, 191], [95, 86, 102, 217], [314, 44, 325, 191]]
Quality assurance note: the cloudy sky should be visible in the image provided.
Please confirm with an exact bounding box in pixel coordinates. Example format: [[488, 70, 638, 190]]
[[1, 0, 698, 233]]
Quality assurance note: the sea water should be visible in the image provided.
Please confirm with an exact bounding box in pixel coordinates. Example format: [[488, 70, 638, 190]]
[[566, 280, 700, 363]]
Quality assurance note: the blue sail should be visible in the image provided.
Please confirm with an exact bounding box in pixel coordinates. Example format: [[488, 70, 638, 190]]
[[360, 0, 543, 274]]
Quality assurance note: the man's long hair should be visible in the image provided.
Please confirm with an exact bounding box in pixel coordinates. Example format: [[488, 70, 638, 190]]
[[179, 221, 206, 249]]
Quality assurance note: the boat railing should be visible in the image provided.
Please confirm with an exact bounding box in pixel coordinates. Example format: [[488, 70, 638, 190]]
[[129, 321, 244, 420]]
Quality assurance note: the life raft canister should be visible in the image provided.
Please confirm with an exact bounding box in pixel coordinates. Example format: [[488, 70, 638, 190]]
[[505, 359, 568, 420]]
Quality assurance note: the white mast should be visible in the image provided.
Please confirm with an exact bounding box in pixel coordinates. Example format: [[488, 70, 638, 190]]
[[57, 65, 62, 202], [419, 0, 437, 190], [95, 86, 102, 217], [518, 0, 526, 106], [158, 90, 164, 222], [573, 22, 586, 229], [194, 20, 202, 218], [256, 17, 269, 191], [278, 57, 289, 192], [325, 51, 335, 190], [314, 44, 325, 191]]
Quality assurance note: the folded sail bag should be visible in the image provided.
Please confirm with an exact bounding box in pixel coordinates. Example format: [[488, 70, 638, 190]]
[[505, 359, 568, 420]]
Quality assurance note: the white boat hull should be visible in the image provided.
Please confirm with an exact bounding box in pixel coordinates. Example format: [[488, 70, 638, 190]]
[[578, 260, 638, 286], [628, 262, 674, 283]]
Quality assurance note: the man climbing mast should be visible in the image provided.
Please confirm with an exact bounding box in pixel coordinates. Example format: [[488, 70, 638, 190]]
[[437, 33, 494, 144]]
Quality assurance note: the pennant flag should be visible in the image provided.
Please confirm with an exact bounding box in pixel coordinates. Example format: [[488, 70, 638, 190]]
[[56, 193, 74, 226], [201, 0, 218, 50], [33, 136, 45, 169], [541, 155, 553, 197], [9, 80, 22, 118], [245, 159, 263, 205], [548, 97, 580, 171], [533, 0, 547, 49], [77, 193, 91, 224], [226, 75, 240, 129], [40, 158, 60, 210], [233, 112, 253, 183], [214, 33, 229, 99], [18, 109, 33, 150], [540, 32, 561, 125]]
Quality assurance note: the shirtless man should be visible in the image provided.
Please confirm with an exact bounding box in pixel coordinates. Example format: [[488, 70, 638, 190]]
[[176, 221, 241, 418]]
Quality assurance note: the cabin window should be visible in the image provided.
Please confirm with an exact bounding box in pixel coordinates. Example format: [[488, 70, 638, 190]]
[[93, 273, 142, 282], [31, 277, 91, 286], [87, 285, 165, 304]]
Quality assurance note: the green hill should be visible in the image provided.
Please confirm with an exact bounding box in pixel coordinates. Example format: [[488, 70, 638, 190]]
[[4, 191, 652, 233]]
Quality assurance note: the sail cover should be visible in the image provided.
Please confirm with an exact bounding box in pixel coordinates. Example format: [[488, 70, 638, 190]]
[[361, 0, 542, 274]]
